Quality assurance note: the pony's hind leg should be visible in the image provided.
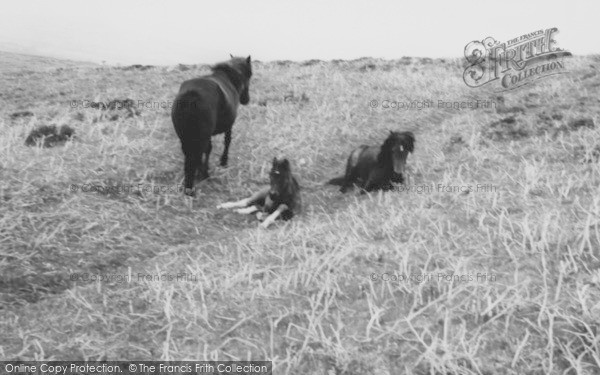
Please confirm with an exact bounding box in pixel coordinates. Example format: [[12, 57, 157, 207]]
[[216, 187, 270, 209], [197, 140, 212, 181], [236, 206, 259, 214], [181, 139, 204, 195], [197, 139, 212, 181], [246, 186, 270, 206], [340, 167, 356, 193], [220, 129, 232, 167], [340, 149, 361, 193], [217, 198, 251, 209], [183, 152, 200, 196]]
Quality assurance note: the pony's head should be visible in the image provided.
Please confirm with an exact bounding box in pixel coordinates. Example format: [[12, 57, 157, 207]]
[[269, 157, 292, 187], [211, 55, 252, 104], [382, 131, 415, 177], [229, 54, 252, 105]]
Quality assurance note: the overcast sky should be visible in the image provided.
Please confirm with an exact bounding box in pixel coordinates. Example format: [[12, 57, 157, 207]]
[[0, 0, 597, 65]]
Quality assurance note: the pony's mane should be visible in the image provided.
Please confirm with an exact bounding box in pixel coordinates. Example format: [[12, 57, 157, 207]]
[[211, 63, 246, 91], [377, 137, 394, 165], [232, 58, 252, 78], [211, 57, 251, 87]]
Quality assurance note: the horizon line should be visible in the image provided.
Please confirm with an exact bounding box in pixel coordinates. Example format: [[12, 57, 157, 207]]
[[0, 48, 467, 67], [1, 48, 595, 68]]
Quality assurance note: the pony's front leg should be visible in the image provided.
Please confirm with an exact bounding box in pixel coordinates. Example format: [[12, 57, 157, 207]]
[[256, 211, 267, 221], [361, 175, 377, 194], [340, 180, 352, 193], [260, 204, 289, 228], [220, 129, 232, 167]]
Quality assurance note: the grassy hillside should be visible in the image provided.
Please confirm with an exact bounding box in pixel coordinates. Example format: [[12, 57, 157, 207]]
[[1, 52, 599, 374]]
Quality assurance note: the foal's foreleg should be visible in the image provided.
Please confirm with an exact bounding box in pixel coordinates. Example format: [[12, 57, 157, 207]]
[[220, 129, 232, 167], [260, 204, 289, 228]]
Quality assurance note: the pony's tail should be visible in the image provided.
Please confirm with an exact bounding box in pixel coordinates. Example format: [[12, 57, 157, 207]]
[[326, 176, 345, 186]]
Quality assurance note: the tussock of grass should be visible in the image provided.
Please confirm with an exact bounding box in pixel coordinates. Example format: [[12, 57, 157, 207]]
[[1, 53, 599, 374]]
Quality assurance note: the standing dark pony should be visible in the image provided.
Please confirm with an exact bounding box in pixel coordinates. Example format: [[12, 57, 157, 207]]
[[172, 55, 252, 196], [328, 131, 415, 193]]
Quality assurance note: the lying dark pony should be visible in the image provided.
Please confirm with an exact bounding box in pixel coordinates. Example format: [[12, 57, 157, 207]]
[[329, 131, 415, 193], [217, 158, 301, 228]]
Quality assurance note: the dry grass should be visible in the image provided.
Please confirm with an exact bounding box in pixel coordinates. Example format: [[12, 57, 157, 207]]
[[1, 52, 599, 374]]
